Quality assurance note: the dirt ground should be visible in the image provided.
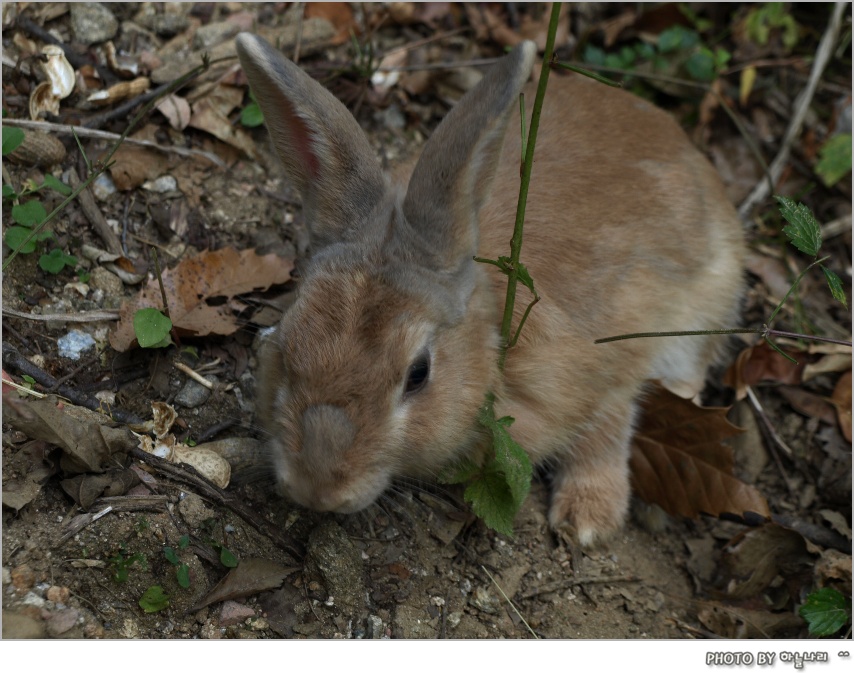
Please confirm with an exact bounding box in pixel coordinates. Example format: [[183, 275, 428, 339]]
[[2, 3, 851, 642]]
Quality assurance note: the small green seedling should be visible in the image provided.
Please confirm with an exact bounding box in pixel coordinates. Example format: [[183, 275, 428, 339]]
[[133, 308, 173, 348], [163, 535, 191, 589], [39, 247, 78, 275], [139, 585, 170, 613], [240, 91, 264, 128], [109, 546, 146, 584]]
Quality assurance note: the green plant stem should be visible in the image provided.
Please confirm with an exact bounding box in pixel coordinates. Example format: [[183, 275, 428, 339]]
[[767, 256, 830, 325], [595, 327, 851, 348], [497, 1, 561, 372], [2, 57, 209, 272]]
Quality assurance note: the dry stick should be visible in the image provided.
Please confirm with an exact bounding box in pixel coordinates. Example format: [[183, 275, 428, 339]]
[[68, 167, 123, 255], [1, 341, 144, 425], [2, 58, 211, 270], [128, 446, 304, 561], [738, 1, 848, 219], [480, 565, 538, 638], [2, 307, 120, 322], [3, 119, 226, 167]]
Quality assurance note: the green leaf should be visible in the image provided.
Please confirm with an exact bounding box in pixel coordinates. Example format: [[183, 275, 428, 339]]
[[658, 26, 698, 53], [139, 585, 170, 613], [133, 308, 173, 348], [582, 45, 606, 66], [774, 196, 821, 257], [815, 133, 852, 187], [686, 50, 716, 81], [220, 547, 239, 568], [176, 564, 191, 589], [438, 456, 483, 485], [43, 173, 73, 196], [2, 127, 24, 156], [516, 261, 536, 294], [821, 265, 848, 309], [38, 248, 77, 274], [799, 587, 851, 636], [178, 534, 190, 550], [463, 463, 516, 537], [11, 200, 47, 227], [163, 546, 180, 565], [480, 409, 532, 511], [2, 184, 16, 200], [4, 226, 38, 254], [240, 101, 264, 128]]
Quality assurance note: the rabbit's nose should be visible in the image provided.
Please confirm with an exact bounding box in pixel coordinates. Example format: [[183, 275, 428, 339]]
[[300, 404, 355, 461]]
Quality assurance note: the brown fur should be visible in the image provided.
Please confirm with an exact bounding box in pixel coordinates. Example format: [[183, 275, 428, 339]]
[[238, 35, 745, 545]]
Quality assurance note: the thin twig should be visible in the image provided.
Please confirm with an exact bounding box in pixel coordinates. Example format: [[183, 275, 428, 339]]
[[481, 565, 538, 638], [2, 307, 120, 322], [737, 1, 848, 218], [2, 119, 226, 167], [745, 386, 796, 498]]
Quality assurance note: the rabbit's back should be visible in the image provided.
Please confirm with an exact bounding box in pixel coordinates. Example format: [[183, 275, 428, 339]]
[[478, 73, 745, 464]]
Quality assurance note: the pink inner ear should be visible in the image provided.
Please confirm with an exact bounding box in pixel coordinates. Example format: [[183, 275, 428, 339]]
[[277, 93, 321, 180]]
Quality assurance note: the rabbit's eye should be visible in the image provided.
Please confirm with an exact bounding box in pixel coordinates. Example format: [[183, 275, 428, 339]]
[[405, 353, 430, 395]]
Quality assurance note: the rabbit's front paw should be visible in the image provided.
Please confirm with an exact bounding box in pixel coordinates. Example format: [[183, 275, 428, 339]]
[[548, 460, 630, 547]]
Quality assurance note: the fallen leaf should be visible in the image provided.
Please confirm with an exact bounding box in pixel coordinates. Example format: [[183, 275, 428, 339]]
[[188, 84, 257, 158], [721, 524, 815, 600], [155, 93, 192, 130], [190, 558, 298, 611], [2, 396, 137, 474], [724, 341, 806, 400], [697, 602, 804, 638], [777, 386, 837, 425], [1, 441, 56, 510], [305, 2, 356, 45], [803, 353, 852, 381], [630, 384, 770, 522], [110, 248, 294, 351], [830, 371, 852, 441]]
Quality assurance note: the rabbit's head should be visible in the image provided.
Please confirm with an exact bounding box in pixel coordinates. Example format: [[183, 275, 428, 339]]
[[237, 34, 535, 512]]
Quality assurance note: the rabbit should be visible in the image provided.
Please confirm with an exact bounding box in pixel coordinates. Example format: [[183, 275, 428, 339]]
[[236, 33, 745, 547]]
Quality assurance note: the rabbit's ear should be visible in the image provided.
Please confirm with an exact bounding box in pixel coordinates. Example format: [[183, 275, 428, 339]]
[[236, 33, 386, 248], [403, 41, 536, 270]]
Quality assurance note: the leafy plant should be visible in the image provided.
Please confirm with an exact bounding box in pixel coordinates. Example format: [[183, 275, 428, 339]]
[[3, 137, 78, 270], [3, 126, 24, 155], [745, 2, 799, 50], [163, 535, 191, 589], [139, 585, 170, 613], [240, 91, 264, 128], [774, 196, 848, 311], [815, 133, 852, 187], [39, 247, 78, 274], [583, 23, 731, 83], [108, 545, 147, 584], [799, 587, 851, 636], [133, 307, 173, 348]]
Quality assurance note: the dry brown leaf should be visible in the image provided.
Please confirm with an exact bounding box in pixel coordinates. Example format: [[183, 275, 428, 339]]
[[721, 524, 815, 600], [630, 384, 770, 522], [305, 2, 356, 45], [191, 558, 299, 611], [188, 84, 257, 158], [830, 370, 852, 441], [724, 341, 806, 399], [110, 248, 294, 351], [155, 93, 192, 131], [777, 385, 838, 425], [2, 395, 137, 474], [697, 601, 804, 638], [803, 352, 852, 381]]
